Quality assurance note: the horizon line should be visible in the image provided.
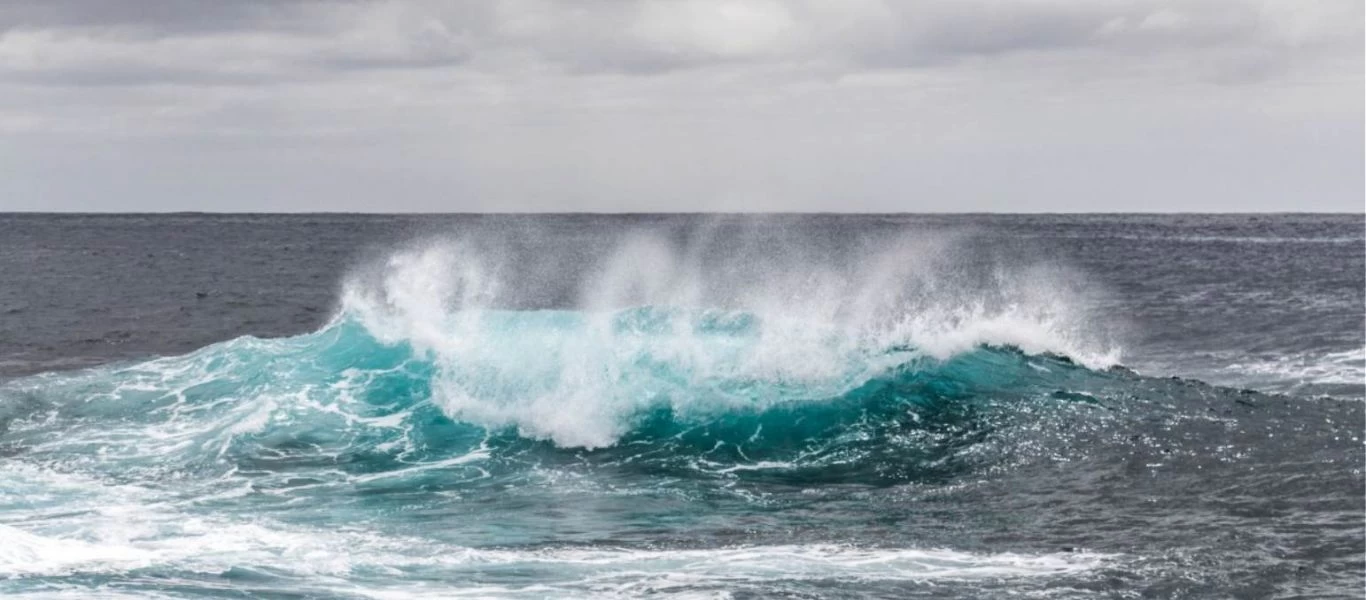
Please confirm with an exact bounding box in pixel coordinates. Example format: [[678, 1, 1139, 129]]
[[1, 210, 1362, 216]]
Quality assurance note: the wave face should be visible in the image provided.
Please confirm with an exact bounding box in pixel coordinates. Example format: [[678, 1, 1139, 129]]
[[1, 228, 1360, 598], [0, 308, 1120, 488]]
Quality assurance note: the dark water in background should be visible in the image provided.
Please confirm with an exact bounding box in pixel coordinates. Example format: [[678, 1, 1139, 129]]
[[0, 214, 1361, 598]]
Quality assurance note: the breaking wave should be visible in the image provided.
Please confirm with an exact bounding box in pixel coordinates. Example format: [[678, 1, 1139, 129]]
[[11, 226, 1357, 599], [0, 230, 1128, 474]]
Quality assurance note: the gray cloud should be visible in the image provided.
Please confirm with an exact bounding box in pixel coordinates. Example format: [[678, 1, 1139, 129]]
[[0, 0, 352, 38], [4, 1, 1358, 84], [0, 0, 1360, 211]]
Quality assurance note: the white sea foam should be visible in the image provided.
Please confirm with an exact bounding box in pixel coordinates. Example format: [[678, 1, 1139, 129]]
[[0, 524, 156, 576], [341, 229, 1120, 447], [0, 457, 1113, 592], [1222, 347, 1366, 394], [1, 518, 1111, 595]]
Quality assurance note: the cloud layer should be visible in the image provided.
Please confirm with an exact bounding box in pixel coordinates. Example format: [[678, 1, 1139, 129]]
[[1, 0, 1361, 211]]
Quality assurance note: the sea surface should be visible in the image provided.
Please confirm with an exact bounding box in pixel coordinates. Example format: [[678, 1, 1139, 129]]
[[0, 213, 1361, 599]]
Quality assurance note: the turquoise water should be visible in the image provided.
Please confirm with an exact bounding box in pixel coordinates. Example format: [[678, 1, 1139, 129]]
[[0, 306, 1125, 594]]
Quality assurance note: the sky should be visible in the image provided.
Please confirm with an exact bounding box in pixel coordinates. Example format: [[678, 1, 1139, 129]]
[[0, 0, 1361, 212]]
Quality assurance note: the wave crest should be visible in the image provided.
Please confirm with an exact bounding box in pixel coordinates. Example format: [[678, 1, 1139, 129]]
[[337, 230, 1118, 446]]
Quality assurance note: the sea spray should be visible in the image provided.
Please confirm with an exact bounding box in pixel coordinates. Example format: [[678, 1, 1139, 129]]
[[338, 227, 1118, 446]]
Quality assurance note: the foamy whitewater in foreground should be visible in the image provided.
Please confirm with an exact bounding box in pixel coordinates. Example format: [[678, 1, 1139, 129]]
[[0, 215, 1361, 598]]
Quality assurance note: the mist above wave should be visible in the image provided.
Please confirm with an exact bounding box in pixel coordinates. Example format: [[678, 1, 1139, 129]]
[[340, 226, 1119, 446]]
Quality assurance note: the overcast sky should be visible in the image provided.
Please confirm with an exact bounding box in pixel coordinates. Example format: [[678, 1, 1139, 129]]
[[0, 0, 1361, 212]]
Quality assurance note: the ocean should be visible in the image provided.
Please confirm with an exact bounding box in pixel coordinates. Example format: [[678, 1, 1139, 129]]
[[0, 213, 1361, 598]]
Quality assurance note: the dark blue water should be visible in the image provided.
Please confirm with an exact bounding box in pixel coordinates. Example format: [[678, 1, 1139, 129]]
[[0, 214, 1361, 598]]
